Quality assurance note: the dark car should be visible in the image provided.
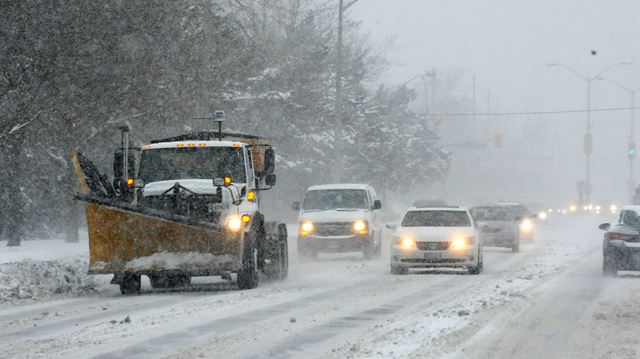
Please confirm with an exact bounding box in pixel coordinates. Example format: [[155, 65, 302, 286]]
[[599, 206, 640, 276]]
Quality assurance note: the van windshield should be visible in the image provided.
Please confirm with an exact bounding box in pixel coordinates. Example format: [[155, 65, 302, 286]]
[[139, 147, 246, 184], [303, 189, 368, 210], [402, 210, 471, 227]]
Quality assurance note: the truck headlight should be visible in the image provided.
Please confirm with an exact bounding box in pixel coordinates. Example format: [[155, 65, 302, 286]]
[[226, 215, 243, 232], [353, 220, 367, 235], [300, 221, 314, 236]]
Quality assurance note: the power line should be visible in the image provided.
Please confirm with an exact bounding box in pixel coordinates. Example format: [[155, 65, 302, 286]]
[[430, 106, 640, 117]]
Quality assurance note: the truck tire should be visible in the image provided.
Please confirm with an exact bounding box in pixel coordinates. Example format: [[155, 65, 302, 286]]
[[120, 273, 141, 295], [263, 224, 289, 281], [238, 232, 259, 289], [277, 224, 289, 280], [602, 255, 617, 277], [511, 239, 520, 253]]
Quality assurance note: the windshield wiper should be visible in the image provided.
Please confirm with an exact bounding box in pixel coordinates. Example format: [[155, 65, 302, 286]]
[[336, 208, 360, 211]]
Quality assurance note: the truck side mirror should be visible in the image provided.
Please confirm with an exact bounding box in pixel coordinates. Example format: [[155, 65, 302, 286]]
[[264, 148, 276, 175], [373, 200, 382, 210], [213, 178, 225, 187], [134, 179, 145, 188], [292, 202, 300, 211], [265, 174, 276, 186]]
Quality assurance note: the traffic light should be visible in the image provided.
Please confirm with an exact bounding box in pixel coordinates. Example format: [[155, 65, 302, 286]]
[[494, 133, 503, 148], [629, 142, 636, 159]]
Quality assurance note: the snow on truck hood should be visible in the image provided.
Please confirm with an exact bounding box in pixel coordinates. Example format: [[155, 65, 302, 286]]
[[300, 209, 369, 223], [396, 226, 476, 241], [143, 179, 245, 196]]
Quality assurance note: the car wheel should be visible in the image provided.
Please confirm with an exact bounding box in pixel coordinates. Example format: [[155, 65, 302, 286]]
[[602, 255, 617, 277], [390, 264, 408, 275], [511, 240, 520, 253]]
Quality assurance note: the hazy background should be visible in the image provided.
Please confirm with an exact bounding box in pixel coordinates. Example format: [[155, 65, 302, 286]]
[[352, 0, 640, 208]]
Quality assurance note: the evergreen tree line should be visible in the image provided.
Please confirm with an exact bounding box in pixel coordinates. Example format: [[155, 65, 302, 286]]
[[0, 0, 450, 245]]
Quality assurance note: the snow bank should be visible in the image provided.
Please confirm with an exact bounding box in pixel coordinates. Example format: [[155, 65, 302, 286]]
[[0, 258, 96, 304]]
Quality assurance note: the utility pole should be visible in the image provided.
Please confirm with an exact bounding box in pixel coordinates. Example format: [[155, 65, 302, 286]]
[[547, 62, 632, 204], [334, 0, 360, 182], [421, 69, 437, 132], [603, 78, 640, 196], [472, 74, 477, 141]]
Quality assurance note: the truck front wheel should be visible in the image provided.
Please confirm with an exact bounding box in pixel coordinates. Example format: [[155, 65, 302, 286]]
[[238, 233, 259, 289], [120, 273, 141, 295]]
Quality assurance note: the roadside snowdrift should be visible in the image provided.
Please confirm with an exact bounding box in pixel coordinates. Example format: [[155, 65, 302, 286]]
[[0, 258, 96, 303]]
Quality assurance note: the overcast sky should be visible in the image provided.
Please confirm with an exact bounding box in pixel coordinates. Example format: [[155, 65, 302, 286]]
[[352, 0, 640, 207]]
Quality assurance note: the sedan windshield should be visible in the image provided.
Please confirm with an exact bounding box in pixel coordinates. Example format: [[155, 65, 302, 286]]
[[471, 207, 515, 221], [139, 147, 246, 184], [303, 189, 368, 210], [402, 210, 471, 227]]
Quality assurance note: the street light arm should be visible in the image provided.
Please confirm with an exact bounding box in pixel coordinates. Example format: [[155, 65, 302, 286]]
[[602, 77, 633, 94], [593, 62, 633, 80], [547, 63, 587, 81]]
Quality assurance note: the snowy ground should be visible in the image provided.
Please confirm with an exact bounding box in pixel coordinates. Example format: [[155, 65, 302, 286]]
[[1, 216, 639, 358]]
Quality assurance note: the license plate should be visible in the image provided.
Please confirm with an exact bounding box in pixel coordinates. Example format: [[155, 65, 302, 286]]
[[424, 252, 442, 259]]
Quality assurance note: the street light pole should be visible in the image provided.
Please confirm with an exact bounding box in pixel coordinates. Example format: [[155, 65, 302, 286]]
[[547, 62, 632, 204]]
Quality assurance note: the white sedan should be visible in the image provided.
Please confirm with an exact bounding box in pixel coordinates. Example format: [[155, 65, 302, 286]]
[[390, 206, 483, 275]]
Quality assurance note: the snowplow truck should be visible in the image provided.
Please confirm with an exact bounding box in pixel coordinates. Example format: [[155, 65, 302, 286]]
[[72, 127, 288, 294]]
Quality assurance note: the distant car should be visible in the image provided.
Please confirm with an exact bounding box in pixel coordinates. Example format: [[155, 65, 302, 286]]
[[498, 203, 535, 241], [599, 205, 640, 276], [471, 205, 520, 252], [390, 206, 482, 275], [294, 184, 383, 260]]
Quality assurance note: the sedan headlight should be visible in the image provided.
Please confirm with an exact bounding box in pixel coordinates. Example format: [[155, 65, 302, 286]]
[[450, 236, 474, 251], [353, 220, 368, 235], [394, 236, 415, 250], [300, 221, 314, 236], [520, 219, 533, 232]]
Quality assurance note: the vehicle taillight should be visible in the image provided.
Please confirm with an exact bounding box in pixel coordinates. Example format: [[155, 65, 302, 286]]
[[607, 232, 634, 241]]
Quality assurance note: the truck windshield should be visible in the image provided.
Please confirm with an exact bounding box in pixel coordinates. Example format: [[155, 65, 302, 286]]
[[471, 207, 514, 221], [303, 189, 368, 210], [402, 210, 471, 227], [139, 147, 246, 183]]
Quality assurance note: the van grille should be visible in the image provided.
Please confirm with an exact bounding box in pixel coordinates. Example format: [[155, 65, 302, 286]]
[[314, 222, 353, 236]]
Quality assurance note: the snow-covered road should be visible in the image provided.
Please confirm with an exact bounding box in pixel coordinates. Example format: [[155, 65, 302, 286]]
[[1, 217, 639, 358]]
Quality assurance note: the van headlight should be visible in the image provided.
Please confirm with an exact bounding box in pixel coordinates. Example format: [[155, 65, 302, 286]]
[[353, 220, 368, 235], [300, 221, 314, 236]]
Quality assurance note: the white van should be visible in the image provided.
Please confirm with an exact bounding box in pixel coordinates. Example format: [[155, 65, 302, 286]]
[[294, 184, 383, 260]]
